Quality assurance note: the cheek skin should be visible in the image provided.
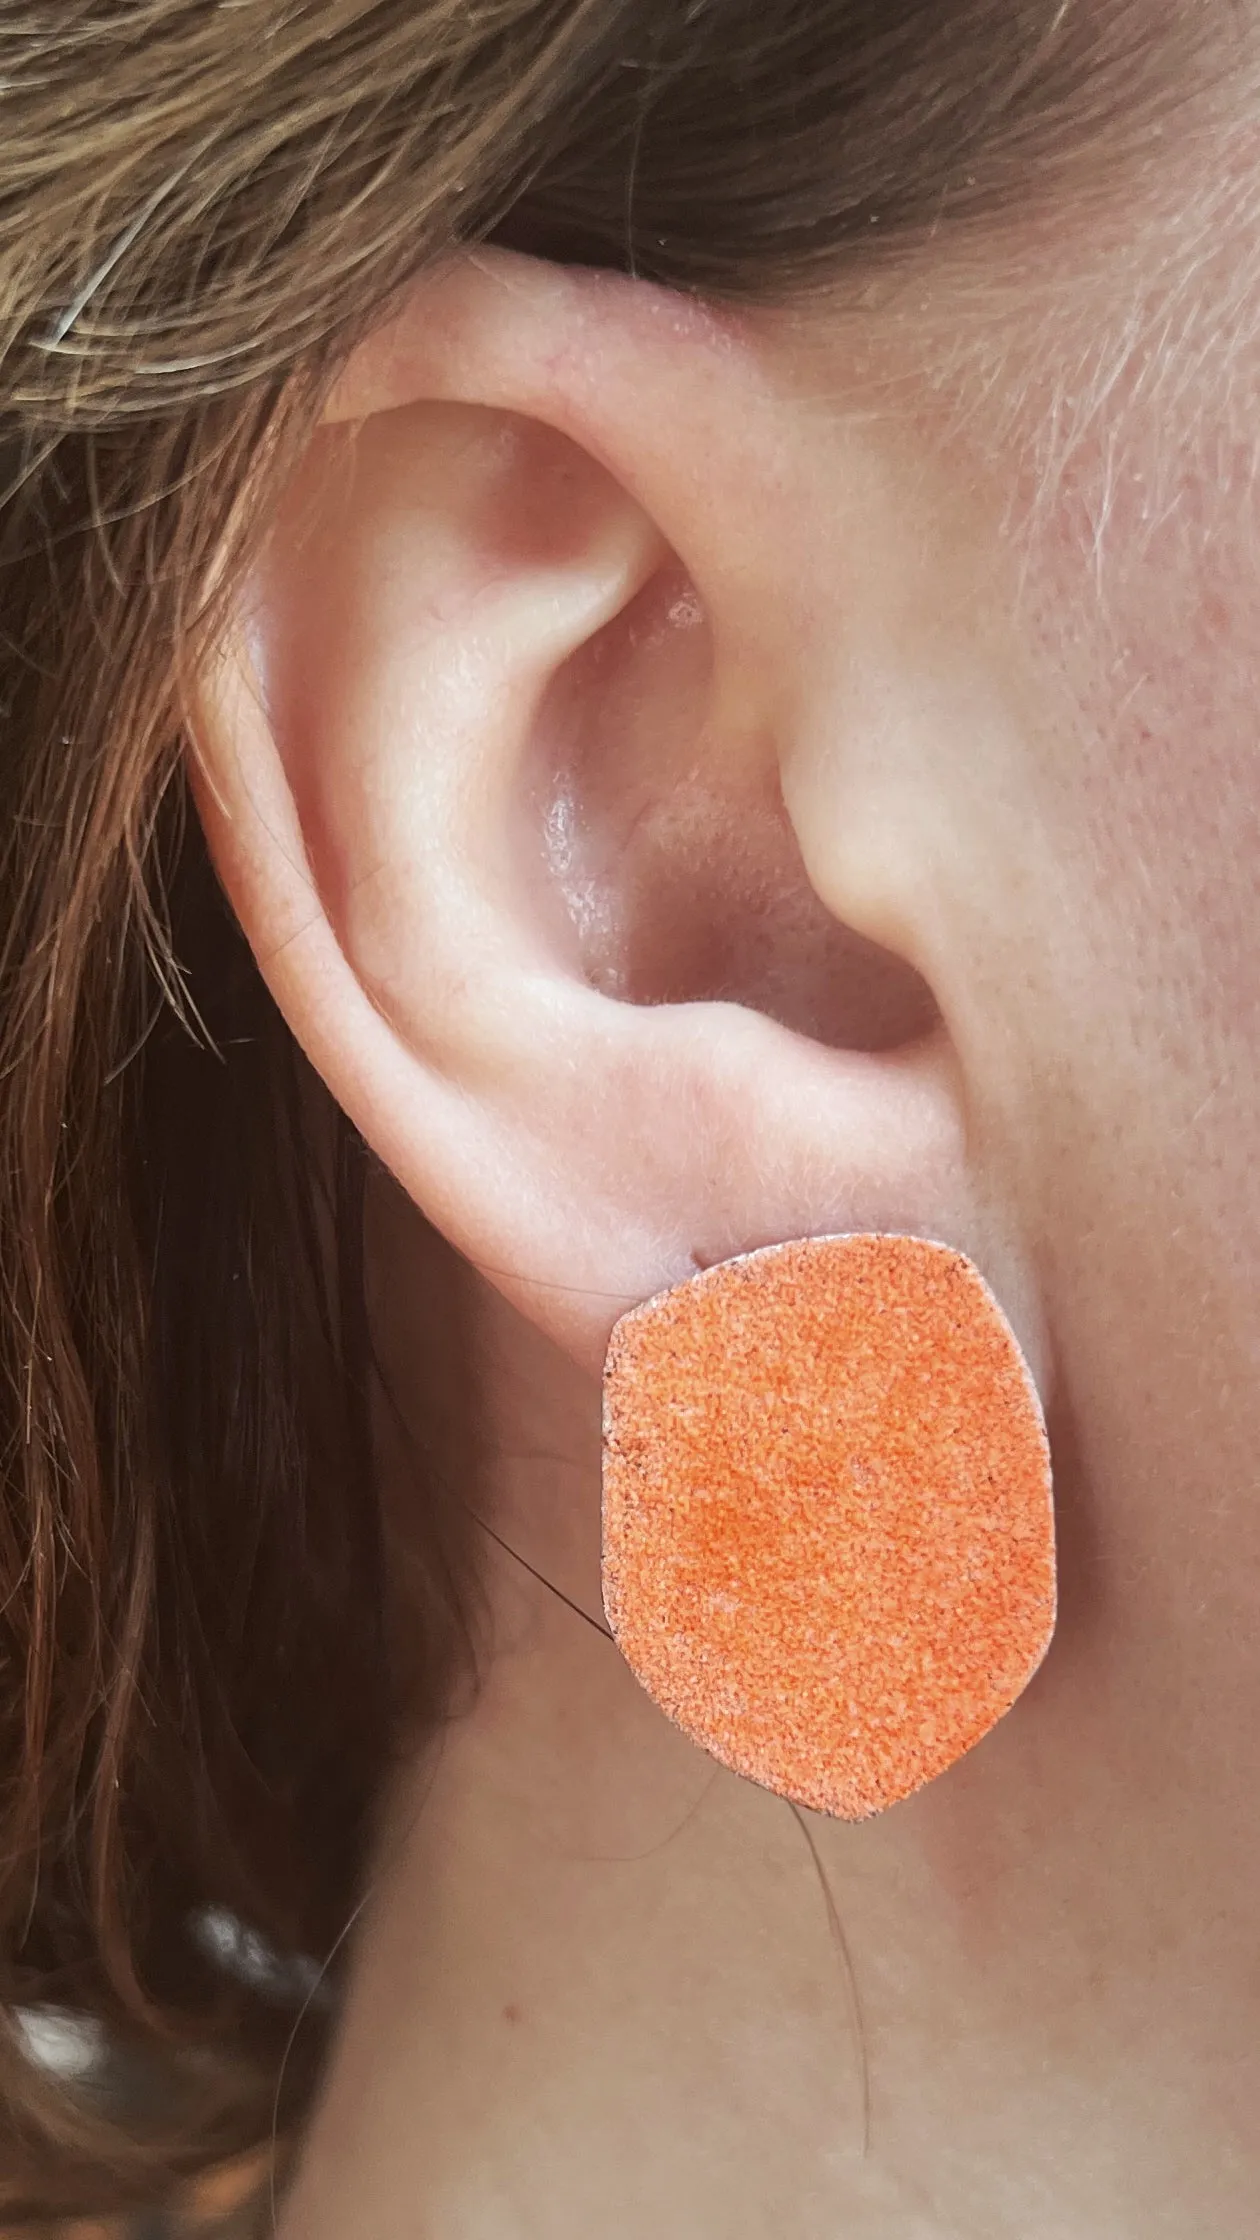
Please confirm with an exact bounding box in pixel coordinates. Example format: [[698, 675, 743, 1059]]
[[1024, 394, 1260, 1306], [990, 329, 1260, 1852], [815, 284, 1260, 2215]]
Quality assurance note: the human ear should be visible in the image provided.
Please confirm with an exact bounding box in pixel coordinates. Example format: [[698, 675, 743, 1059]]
[[192, 248, 1049, 1389]]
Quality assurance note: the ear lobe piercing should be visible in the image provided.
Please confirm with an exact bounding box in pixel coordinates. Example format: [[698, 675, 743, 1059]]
[[601, 1233, 1055, 1819]]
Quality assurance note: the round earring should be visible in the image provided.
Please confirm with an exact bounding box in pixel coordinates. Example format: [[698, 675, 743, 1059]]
[[601, 1232, 1055, 1819]]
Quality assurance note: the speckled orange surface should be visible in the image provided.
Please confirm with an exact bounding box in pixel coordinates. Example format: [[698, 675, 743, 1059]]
[[602, 1234, 1055, 1818]]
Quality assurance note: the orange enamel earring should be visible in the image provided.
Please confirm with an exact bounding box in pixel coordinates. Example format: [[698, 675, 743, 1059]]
[[601, 1233, 1055, 1819]]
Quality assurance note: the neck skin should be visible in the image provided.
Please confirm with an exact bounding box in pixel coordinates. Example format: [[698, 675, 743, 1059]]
[[276, 1171, 1260, 2240]]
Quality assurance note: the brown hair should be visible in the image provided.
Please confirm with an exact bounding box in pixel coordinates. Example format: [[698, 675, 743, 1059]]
[[0, 0, 1210, 2221]]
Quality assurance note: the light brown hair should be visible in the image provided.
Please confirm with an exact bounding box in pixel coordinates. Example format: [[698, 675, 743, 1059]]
[[0, 0, 1210, 2220]]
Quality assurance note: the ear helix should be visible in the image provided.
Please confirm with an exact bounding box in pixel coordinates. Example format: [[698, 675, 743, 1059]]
[[601, 1233, 1055, 1819]]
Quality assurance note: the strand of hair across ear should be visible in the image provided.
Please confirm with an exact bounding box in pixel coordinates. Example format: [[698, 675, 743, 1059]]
[[452, 1252, 636, 1635], [375, 1250, 871, 2163], [460, 1501, 613, 1640], [788, 1802, 872, 2160], [467, 1256, 646, 1304], [472, 1492, 874, 2157]]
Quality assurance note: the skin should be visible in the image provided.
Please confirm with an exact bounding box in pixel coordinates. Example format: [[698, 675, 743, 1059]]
[[195, 75, 1260, 2240]]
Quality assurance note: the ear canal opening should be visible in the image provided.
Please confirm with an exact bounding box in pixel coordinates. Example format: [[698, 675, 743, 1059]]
[[528, 552, 941, 1057]]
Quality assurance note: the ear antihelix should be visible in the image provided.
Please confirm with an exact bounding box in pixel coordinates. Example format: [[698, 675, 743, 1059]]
[[601, 1231, 1055, 1818]]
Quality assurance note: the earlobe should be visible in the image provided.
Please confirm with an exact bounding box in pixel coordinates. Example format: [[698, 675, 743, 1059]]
[[193, 251, 1044, 1395]]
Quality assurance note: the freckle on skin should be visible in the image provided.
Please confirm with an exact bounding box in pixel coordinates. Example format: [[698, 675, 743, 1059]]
[[502, 2002, 523, 2025]]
